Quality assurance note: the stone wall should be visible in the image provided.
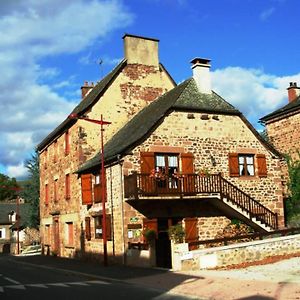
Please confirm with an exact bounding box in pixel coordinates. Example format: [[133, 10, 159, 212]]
[[266, 112, 300, 161], [172, 234, 300, 270]]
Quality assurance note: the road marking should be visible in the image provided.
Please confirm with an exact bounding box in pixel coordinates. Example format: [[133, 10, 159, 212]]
[[27, 284, 48, 288], [6, 285, 26, 290], [4, 277, 21, 284], [86, 280, 110, 285], [67, 282, 89, 286], [48, 283, 68, 287]]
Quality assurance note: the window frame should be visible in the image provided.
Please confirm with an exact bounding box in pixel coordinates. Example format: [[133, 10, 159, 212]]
[[238, 154, 255, 177]]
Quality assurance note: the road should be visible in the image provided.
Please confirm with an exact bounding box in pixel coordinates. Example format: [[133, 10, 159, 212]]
[[0, 255, 194, 300]]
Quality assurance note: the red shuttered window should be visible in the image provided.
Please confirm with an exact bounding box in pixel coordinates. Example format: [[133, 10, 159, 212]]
[[64, 130, 70, 155], [81, 174, 93, 205], [65, 174, 70, 200], [257, 154, 267, 177]]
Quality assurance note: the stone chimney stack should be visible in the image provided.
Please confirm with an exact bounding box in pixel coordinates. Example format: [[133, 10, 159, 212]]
[[81, 81, 94, 99], [287, 82, 300, 103], [123, 34, 159, 67], [190, 57, 212, 94]]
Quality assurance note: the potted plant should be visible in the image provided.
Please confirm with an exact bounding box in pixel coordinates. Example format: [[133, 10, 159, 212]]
[[143, 229, 156, 246], [168, 224, 185, 244]]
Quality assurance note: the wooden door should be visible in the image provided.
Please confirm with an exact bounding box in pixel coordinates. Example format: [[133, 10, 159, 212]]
[[185, 217, 198, 250], [140, 152, 155, 194], [181, 153, 195, 193]]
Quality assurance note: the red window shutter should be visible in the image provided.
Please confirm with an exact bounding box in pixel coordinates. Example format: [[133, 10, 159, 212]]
[[181, 153, 195, 193], [185, 217, 198, 250], [54, 179, 58, 202], [81, 174, 93, 205], [65, 130, 70, 155], [257, 154, 267, 177], [228, 153, 239, 177], [94, 171, 107, 203], [45, 184, 49, 205], [106, 214, 112, 241], [85, 217, 91, 241], [65, 174, 70, 200], [68, 223, 74, 246], [143, 218, 158, 242], [140, 152, 155, 174]]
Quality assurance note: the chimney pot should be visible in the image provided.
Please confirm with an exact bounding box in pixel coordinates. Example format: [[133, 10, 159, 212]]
[[190, 57, 212, 94], [287, 81, 300, 103], [81, 81, 94, 99]]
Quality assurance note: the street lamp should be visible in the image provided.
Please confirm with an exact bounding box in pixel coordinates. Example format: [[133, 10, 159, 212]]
[[69, 113, 111, 266]]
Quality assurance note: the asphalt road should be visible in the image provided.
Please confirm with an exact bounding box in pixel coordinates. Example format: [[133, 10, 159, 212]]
[[0, 255, 194, 300]]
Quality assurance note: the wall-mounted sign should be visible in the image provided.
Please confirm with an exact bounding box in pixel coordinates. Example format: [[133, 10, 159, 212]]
[[127, 223, 142, 229]]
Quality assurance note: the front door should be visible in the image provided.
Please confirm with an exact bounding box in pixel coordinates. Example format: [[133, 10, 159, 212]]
[[155, 218, 171, 268]]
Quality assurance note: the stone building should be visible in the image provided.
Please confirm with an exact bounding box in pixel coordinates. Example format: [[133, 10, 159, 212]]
[[260, 82, 300, 160], [38, 34, 286, 268]]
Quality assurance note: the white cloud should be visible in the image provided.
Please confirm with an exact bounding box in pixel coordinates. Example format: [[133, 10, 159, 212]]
[[0, 0, 133, 179], [7, 163, 28, 180], [212, 67, 300, 126], [260, 7, 275, 21]]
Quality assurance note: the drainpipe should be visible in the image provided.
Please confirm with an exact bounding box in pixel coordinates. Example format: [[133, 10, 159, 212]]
[[118, 154, 126, 265], [109, 166, 115, 257]]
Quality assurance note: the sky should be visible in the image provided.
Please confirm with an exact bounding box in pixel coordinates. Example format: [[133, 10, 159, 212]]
[[0, 0, 300, 180]]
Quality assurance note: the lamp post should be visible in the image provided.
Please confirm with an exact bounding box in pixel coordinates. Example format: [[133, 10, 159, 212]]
[[0, 185, 22, 254], [69, 113, 111, 266]]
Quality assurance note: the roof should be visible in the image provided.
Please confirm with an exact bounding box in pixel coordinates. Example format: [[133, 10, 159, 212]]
[[37, 59, 127, 151], [0, 203, 30, 228], [260, 96, 300, 123], [77, 78, 246, 173]]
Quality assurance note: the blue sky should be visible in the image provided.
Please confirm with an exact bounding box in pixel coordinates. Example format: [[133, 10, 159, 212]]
[[0, 0, 299, 179]]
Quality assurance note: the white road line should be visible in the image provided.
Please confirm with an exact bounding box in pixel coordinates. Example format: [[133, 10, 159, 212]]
[[6, 285, 26, 290], [86, 280, 110, 285], [4, 277, 21, 284], [67, 282, 89, 286], [47, 283, 68, 287], [27, 284, 48, 288]]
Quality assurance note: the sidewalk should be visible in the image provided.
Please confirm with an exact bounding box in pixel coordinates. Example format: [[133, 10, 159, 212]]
[[11, 255, 300, 299]]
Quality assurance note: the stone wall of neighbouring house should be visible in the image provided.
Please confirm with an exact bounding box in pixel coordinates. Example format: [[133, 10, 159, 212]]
[[172, 234, 300, 270], [266, 112, 300, 161], [122, 111, 286, 236]]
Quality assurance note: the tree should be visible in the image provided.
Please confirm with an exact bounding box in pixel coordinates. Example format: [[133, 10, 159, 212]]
[[285, 152, 300, 226], [0, 173, 19, 201], [20, 151, 40, 228]]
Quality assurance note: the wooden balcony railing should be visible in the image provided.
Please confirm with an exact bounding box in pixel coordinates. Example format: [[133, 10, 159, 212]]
[[124, 172, 278, 230]]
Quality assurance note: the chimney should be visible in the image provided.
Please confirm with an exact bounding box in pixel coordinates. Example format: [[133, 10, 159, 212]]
[[287, 82, 300, 103], [81, 81, 94, 99], [190, 57, 212, 94], [123, 34, 159, 67]]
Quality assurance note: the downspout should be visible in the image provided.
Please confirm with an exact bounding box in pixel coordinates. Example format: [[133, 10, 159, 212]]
[[109, 166, 115, 257], [118, 154, 126, 265]]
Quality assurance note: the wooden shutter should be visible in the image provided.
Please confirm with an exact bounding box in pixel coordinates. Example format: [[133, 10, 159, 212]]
[[143, 218, 158, 242], [181, 153, 195, 193], [228, 153, 239, 177], [140, 152, 155, 193], [257, 154, 267, 177], [94, 171, 106, 203], [64, 130, 70, 155], [106, 214, 112, 241], [85, 217, 91, 241], [81, 174, 93, 205], [140, 152, 155, 174], [65, 174, 70, 200], [185, 217, 198, 250]]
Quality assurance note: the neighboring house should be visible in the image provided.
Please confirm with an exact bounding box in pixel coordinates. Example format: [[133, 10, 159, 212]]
[[0, 202, 30, 253], [260, 82, 300, 160], [38, 34, 286, 269]]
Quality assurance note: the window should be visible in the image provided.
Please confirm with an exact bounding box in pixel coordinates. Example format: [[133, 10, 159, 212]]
[[44, 148, 48, 169], [238, 154, 254, 176], [65, 174, 70, 200], [94, 214, 112, 240], [45, 184, 49, 205], [54, 179, 58, 202], [85, 217, 91, 241], [155, 154, 179, 188], [66, 222, 74, 246], [0, 228, 5, 239], [64, 130, 70, 155], [53, 140, 58, 163], [45, 225, 50, 245]]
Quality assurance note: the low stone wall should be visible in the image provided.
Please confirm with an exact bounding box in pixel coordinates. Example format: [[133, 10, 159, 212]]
[[172, 234, 300, 270]]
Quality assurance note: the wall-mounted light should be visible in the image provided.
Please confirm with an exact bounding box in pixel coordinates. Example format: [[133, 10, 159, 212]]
[[210, 155, 216, 166]]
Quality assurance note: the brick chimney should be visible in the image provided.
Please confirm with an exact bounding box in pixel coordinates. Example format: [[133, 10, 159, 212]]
[[287, 82, 300, 103], [123, 34, 159, 67], [81, 81, 94, 99], [190, 57, 212, 94]]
